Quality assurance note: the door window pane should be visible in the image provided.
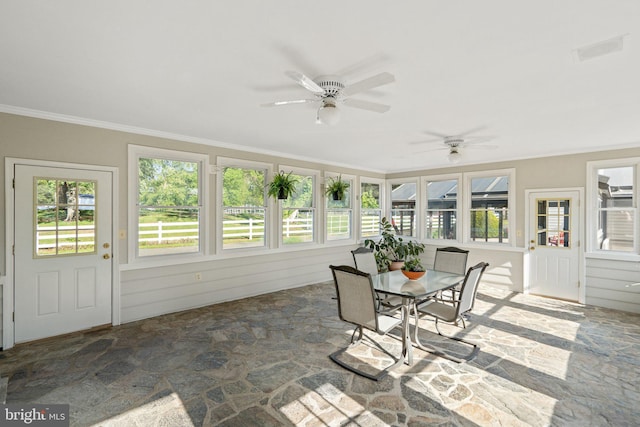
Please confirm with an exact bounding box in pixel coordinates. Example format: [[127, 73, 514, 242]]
[[35, 179, 96, 257], [536, 199, 571, 248]]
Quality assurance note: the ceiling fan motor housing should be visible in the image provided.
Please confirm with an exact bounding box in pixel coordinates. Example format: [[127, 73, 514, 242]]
[[444, 137, 464, 147], [315, 76, 345, 98]]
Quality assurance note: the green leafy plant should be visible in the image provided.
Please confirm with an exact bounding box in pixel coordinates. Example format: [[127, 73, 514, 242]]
[[325, 175, 350, 201], [268, 171, 299, 200], [401, 257, 425, 272], [364, 217, 425, 272]]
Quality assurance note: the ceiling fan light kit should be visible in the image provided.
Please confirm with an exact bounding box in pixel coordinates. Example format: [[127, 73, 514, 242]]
[[447, 148, 462, 164], [317, 101, 340, 126]]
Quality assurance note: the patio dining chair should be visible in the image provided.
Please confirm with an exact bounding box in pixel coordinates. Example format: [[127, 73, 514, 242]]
[[433, 246, 470, 303], [413, 262, 488, 362], [351, 247, 401, 312], [351, 247, 379, 276], [329, 265, 403, 381]]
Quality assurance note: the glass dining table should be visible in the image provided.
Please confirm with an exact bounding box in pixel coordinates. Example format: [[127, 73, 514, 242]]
[[371, 269, 465, 365]]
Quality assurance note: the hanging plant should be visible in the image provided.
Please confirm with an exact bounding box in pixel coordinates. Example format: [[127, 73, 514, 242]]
[[325, 175, 350, 201], [267, 170, 299, 200]]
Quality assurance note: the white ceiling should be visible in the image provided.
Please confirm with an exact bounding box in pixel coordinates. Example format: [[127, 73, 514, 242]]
[[2, 1, 639, 173]]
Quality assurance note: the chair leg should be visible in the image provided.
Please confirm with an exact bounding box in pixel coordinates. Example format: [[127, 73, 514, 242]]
[[432, 317, 479, 363], [330, 327, 404, 381], [350, 326, 364, 344]]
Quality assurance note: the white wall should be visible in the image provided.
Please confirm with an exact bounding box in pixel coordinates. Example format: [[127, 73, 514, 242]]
[[120, 246, 353, 323], [585, 257, 640, 313], [422, 245, 525, 293]]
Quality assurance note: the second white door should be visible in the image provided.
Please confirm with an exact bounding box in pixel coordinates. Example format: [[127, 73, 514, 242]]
[[528, 190, 581, 302]]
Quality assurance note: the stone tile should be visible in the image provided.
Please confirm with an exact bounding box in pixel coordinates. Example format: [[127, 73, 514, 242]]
[[1, 283, 639, 426]]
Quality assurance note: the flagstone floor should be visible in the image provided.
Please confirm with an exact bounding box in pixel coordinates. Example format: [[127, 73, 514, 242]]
[[1, 282, 639, 426]]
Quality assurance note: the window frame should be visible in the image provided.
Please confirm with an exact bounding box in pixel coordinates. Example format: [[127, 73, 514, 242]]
[[422, 173, 462, 243], [359, 176, 385, 241], [216, 157, 272, 253], [324, 172, 356, 243], [587, 158, 640, 259], [128, 145, 209, 263], [462, 168, 515, 247], [387, 177, 420, 238], [276, 165, 320, 247]]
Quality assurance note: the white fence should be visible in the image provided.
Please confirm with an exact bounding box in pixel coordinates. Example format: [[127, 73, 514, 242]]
[[36, 225, 96, 250], [139, 221, 199, 243], [36, 215, 385, 249]]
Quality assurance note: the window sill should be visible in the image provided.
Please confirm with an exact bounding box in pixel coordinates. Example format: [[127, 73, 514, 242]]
[[119, 241, 359, 271]]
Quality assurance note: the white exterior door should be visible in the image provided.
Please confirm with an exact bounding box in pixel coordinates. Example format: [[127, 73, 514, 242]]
[[528, 190, 581, 302], [14, 164, 113, 343]]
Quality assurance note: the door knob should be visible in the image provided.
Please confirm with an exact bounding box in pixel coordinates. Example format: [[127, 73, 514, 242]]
[[103, 254, 111, 259], [529, 247, 535, 251]]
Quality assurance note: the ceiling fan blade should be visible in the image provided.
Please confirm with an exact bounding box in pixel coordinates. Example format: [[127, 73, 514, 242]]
[[414, 147, 450, 154], [284, 70, 325, 95], [459, 136, 495, 145], [464, 144, 499, 150], [458, 125, 488, 137], [422, 129, 450, 139], [342, 72, 395, 97], [260, 99, 318, 107], [408, 138, 444, 145], [343, 98, 390, 113]]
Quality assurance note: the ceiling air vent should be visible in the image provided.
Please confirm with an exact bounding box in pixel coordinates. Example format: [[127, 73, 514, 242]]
[[575, 34, 627, 62]]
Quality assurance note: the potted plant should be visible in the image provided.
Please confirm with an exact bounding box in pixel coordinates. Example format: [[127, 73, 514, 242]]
[[401, 257, 426, 280], [268, 171, 299, 200], [364, 217, 425, 272], [325, 175, 350, 201]]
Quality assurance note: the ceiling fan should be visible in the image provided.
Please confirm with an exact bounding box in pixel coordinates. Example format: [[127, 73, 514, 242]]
[[410, 128, 497, 163], [261, 70, 395, 125]]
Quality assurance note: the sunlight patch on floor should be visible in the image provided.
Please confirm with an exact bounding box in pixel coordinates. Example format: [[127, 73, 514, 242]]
[[93, 392, 193, 426], [280, 383, 381, 426]]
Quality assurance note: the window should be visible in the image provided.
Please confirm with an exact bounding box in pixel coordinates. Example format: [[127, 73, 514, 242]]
[[221, 165, 267, 249], [535, 198, 571, 248], [35, 179, 96, 256], [281, 169, 316, 245], [129, 146, 207, 259], [326, 174, 353, 241], [464, 170, 514, 245], [360, 179, 383, 239], [588, 162, 636, 253], [424, 175, 460, 241], [390, 180, 417, 237]]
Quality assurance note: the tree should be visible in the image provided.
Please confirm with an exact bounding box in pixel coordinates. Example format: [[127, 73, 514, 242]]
[[223, 167, 265, 207], [138, 158, 199, 207], [361, 190, 380, 209], [471, 210, 500, 239], [282, 175, 313, 209]]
